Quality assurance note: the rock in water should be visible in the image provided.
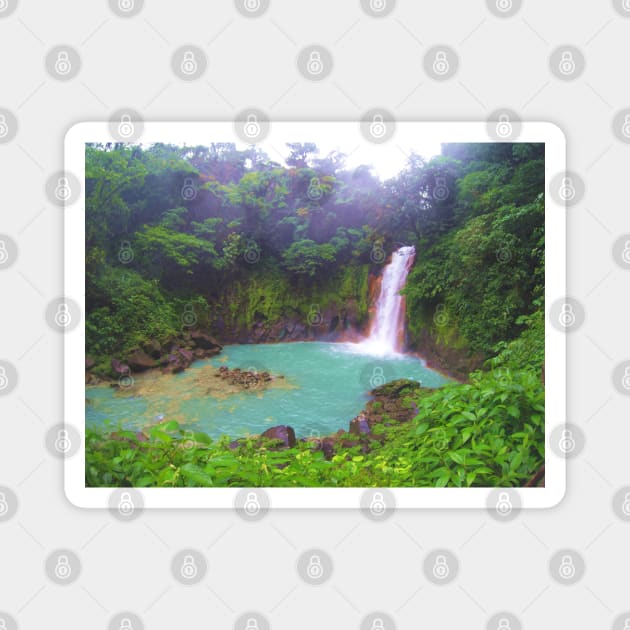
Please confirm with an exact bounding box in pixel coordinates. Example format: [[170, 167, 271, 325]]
[[261, 425, 296, 448], [190, 330, 223, 353], [349, 413, 370, 435]]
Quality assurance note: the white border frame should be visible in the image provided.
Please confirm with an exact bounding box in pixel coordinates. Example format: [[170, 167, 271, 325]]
[[65, 121, 566, 509]]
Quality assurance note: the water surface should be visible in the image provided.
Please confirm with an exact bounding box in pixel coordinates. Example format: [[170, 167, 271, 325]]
[[86, 341, 449, 439]]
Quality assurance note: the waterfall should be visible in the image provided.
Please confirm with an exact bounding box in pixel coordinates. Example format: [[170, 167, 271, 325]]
[[356, 245, 416, 356]]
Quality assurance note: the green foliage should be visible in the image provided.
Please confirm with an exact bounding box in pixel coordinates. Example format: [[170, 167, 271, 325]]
[[399, 145, 545, 365], [85, 140, 545, 488], [86, 268, 179, 358], [85, 142, 382, 361], [282, 239, 337, 276], [86, 367, 543, 488]]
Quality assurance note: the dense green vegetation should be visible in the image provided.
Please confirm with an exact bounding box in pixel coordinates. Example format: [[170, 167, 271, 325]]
[[86, 368, 543, 488], [86, 142, 380, 364], [85, 139, 545, 488]]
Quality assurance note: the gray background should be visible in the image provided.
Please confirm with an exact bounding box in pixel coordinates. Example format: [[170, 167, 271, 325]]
[[1, 0, 629, 628]]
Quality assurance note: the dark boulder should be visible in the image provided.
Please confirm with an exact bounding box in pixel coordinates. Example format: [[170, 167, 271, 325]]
[[127, 349, 157, 372], [261, 425, 296, 448], [141, 339, 163, 360], [111, 358, 130, 375], [190, 330, 222, 353], [349, 414, 370, 435]]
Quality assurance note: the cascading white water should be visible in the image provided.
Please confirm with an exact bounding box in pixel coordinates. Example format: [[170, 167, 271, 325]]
[[356, 245, 416, 356]]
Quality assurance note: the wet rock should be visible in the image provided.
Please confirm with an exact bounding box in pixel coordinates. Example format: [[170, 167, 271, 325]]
[[127, 349, 158, 372], [261, 425, 296, 448], [178, 348, 194, 363], [190, 330, 222, 353], [111, 358, 130, 375], [216, 365, 276, 389], [349, 414, 370, 435], [142, 339, 163, 360], [303, 436, 323, 451], [321, 438, 336, 460]]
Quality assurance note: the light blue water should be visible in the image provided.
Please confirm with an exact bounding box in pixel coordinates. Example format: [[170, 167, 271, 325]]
[[86, 342, 449, 439]]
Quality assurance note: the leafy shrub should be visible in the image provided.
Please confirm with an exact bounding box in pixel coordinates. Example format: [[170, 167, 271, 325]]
[[86, 368, 543, 488]]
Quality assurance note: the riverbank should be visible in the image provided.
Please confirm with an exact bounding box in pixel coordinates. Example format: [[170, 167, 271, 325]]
[[86, 341, 449, 441], [86, 366, 545, 488]]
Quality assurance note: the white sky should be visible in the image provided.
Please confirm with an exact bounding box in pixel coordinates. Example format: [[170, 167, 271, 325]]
[[141, 122, 444, 181], [236, 132, 443, 181]]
